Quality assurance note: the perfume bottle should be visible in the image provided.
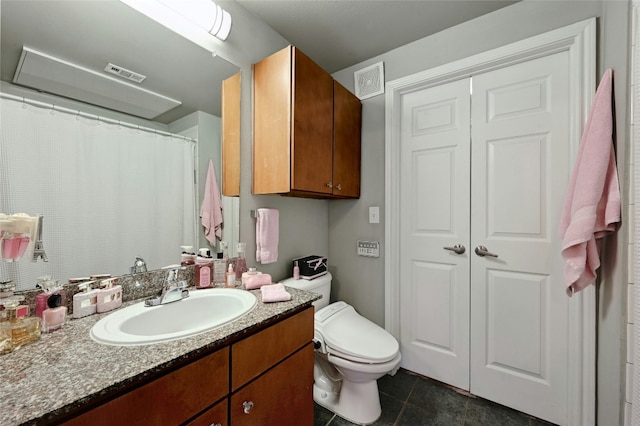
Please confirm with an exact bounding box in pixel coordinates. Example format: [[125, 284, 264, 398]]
[[72, 281, 99, 319], [293, 261, 300, 280], [42, 293, 67, 333], [96, 278, 122, 313], [35, 276, 66, 319], [0, 297, 40, 354], [235, 242, 247, 281], [226, 263, 236, 288]]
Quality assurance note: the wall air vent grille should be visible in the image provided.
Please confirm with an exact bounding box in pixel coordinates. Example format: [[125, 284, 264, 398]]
[[354, 62, 384, 100], [104, 63, 146, 83]]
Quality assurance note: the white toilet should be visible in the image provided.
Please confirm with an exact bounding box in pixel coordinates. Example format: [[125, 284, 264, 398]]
[[282, 272, 401, 425]]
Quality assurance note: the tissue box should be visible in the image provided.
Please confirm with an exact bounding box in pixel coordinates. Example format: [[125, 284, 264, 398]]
[[293, 255, 327, 280]]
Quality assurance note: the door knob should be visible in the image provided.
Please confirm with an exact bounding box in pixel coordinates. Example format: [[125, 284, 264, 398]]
[[242, 400, 254, 414], [443, 244, 465, 254], [474, 246, 498, 258]]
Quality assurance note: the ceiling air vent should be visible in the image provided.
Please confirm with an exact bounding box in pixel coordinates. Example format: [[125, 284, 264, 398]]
[[354, 61, 384, 100], [12, 47, 181, 119], [104, 63, 146, 83]]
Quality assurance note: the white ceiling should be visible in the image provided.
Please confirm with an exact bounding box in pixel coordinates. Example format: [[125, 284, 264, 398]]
[[0, 0, 516, 123]]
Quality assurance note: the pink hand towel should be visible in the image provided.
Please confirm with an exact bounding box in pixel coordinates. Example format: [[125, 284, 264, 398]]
[[245, 273, 272, 290], [200, 159, 223, 245], [559, 69, 621, 296], [256, 208, 279, 264], [261, 283, 292, 303]]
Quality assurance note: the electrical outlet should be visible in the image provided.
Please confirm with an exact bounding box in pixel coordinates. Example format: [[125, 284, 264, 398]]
[[357, 240, 380, 257]]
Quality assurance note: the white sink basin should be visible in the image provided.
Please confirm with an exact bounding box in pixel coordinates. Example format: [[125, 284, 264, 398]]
[[90, 288, 257, 346]]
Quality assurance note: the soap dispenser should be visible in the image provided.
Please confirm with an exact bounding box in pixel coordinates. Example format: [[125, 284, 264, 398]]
[[96, 278, 122, 313], [235, 242, 247, 281]]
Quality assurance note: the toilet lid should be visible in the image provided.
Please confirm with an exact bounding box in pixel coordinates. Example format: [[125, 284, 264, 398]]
[[315, 302, 399, 363]]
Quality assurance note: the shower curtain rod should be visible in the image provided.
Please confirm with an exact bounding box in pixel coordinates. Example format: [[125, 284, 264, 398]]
[[0, 92, 196, 143]]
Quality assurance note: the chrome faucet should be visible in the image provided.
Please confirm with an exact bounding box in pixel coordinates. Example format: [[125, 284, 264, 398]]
[[32, 215, 48, 262], [130, 257, 147, 274], [144, 267, 189, 307]]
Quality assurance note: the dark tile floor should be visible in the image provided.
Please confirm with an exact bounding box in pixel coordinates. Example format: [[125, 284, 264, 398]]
[[314, 369, 557, 426]]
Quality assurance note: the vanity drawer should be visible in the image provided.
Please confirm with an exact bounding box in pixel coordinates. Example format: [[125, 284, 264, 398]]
[[231, 307, 313, 390], [63, 347, 229, 426], [185, 398, 228, 426]]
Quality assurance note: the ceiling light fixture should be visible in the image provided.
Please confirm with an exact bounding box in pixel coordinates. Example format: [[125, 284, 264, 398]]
[[120, 0, 232, 49]]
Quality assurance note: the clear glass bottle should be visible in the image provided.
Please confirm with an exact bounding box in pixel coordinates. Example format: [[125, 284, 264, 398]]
[[235, 242, 247, 281], [0, 297, 40, 354]]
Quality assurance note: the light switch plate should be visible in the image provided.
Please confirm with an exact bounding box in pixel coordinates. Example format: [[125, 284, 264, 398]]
[[369, 206, 380, 224], [357, 240, 380, 257]]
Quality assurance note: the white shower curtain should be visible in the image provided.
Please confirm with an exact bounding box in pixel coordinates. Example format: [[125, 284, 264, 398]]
[[0, 95, 197, 290]]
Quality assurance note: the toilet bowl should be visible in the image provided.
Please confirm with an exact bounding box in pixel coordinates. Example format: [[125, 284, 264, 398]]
[[282, 274, 401, 425]]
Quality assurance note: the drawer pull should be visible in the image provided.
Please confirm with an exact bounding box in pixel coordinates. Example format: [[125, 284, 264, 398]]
[[210, 423, 221, 426], [242, 400, 254, 414]]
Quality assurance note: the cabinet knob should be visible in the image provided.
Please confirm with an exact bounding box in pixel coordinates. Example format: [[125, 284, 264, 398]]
[[326, 181, 333, 188], [335, 184, 342, 191], [210, 423, 221, 426], [242, 400, 254, 414]]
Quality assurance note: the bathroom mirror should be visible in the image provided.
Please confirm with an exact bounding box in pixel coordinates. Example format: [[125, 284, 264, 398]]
[[0, 1, 241, 290]]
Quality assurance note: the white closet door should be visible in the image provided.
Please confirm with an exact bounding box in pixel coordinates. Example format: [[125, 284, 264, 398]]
[[399, 78, 471, 389], [469, 51, 571, 424]]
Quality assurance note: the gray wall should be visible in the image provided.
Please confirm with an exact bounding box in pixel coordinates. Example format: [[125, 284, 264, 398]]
[[328, 1, 630, 425], [227, 0, 630, 423]]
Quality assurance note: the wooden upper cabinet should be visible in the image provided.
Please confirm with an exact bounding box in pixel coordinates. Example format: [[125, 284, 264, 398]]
[[333, 80, 361, 198], [222, 72, 241, 197], [253, 46, 361, 199]]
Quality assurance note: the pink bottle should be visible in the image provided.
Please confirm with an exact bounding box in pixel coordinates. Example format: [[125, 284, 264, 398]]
[[42, 293, 67, 333]]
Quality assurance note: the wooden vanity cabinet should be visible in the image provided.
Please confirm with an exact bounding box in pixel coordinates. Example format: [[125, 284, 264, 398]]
[[60, 307, 314, 426], [222, 72, 241, 197], [62, 348, 229, 426], [252, 45, 361, 199]]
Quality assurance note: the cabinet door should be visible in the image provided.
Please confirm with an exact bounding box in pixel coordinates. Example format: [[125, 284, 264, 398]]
[[333, 81, 361, 198], [231, 344, 314, 426], [222, 72, 241, 197], [290, 48, 334, 195], [253, 46, 293, 194]]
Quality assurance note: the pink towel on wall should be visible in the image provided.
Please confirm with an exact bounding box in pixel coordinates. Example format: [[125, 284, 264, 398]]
[[245, 273, 272, 290], [200, 159, 224, 245], [559, 69, 621, 297], [256, 208, 279, 264], [261, 283, 292, 303]]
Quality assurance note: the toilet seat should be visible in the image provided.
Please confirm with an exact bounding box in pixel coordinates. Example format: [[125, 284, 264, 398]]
[[315, 301, 399, 364]]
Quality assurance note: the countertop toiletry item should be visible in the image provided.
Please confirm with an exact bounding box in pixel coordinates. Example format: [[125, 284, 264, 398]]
[[241, 267, 260, 286], [129, 257, 147, 274], [226, 263, 235, 288], [0, 296, 40, 354], [235, 242, 248, 280], [195, 249, 213, 289], [245, 273, 273, 290], [180, 245, 196, 266], [293, 261, 300, 280], [42, 293, 67, 333], [96, 278, 122, 313], [35, 276, 66, 319], [213, 252, 227, 285], [73, 281, 99, 319]]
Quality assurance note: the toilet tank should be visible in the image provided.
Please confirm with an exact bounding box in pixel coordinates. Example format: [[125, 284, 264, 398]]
[[281, 272, 332, 310]]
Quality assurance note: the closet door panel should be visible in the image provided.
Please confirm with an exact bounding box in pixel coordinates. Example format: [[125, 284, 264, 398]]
[[398, 78, 471, 390], [470, 51, 571, 425]]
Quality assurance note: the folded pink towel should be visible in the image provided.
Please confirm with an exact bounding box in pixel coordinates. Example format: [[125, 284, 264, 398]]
[[261, 283, 292, 303], [245, 273, 272, 290], [256, 208, 279, 264], [559, 69, 621, 296], [200, 159, 223, 245]]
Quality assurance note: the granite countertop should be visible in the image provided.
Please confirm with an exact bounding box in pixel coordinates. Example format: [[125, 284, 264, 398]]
[[0, 286, 319, 426]]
